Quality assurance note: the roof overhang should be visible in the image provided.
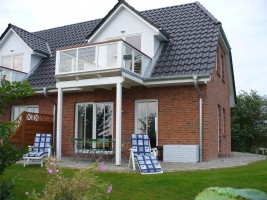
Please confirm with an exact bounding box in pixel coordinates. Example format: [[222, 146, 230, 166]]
[[219, 27, 237, 107]]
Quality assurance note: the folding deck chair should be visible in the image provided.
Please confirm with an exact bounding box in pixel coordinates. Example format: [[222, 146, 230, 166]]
[[23, 133, 52, 167], [129, 134, 163, 174]]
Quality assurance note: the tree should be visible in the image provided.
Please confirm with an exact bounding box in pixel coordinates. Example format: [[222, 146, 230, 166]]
[[0, 79, 35, 117], [0, 79, 35, 175], [231, 90, 267, 152]]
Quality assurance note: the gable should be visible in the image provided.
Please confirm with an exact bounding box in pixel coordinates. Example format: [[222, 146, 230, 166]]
[[0, 30, 32, 73], [89, 4, 167, 57]]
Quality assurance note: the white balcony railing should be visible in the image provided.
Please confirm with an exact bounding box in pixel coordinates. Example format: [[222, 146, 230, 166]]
[[0, 66, 27, 83], [56, 40, 151, 77]]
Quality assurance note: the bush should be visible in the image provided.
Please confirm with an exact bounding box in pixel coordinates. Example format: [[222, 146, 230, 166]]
[[0, 123, 27, 175], [27, 158, 112, 200]]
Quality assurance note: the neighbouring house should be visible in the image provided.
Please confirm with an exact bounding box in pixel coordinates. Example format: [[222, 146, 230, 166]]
[[0, 0, 236, 164]]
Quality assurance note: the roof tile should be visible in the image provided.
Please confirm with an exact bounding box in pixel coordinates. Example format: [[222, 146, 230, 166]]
[[3, 2, 222, 88]]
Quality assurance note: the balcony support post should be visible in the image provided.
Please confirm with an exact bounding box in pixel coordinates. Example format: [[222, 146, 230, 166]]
[[115, 81, 122, 165], [56, 87, 63, 161]]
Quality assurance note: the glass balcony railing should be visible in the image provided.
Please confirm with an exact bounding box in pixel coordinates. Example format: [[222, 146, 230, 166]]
[[56, 40, 151, 77], [0, 67, 27, 83]]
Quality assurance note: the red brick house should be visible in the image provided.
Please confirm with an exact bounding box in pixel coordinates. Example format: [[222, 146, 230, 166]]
[[0, 0, 236, 165]]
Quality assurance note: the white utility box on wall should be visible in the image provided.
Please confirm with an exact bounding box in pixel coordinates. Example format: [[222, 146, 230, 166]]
[[163, 145, 199, 163]]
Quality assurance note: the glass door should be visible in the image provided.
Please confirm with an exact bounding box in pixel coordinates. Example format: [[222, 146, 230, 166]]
[[76, 103, 93, 149], [76, 102, 113, 150], [135, 100, 158, 148]]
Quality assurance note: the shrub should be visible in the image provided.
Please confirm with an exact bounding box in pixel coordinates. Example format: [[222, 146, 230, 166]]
[[27, 158, 112, 200]]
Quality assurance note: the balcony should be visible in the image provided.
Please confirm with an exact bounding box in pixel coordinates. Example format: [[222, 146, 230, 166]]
[[55, 39, 151, 81], [0, 66, 27, 83]]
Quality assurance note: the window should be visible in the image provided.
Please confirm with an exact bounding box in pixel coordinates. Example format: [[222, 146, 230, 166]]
[[12, 105, 39, 121], [126, 36, 141, 51], [217, 105, 222, 153], [2, 56, 12, 68], [13, 54, 23, 71], [221, 54, 225, 81], [75, 102, 113, 151], [216, 45, 226, 82], [223, 108, 226, 136], [135, 100, 158, 148], [1, 54, 24, 71]]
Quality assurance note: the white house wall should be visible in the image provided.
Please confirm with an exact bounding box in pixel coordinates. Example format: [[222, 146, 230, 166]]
[[31, 54, 42, 70], [90, 6, 160, 58]]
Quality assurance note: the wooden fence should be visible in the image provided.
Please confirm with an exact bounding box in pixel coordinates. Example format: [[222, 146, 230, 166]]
[[10, 111, 53, 147]]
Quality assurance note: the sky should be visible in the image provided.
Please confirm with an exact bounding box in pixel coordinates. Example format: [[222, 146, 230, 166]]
[[0, 0, 267, 95]]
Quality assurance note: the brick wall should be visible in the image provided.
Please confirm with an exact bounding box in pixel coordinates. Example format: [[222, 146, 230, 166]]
[[1, 71, 232, 161], [205, 44, 232, 160], [57, 85, 205, 157]]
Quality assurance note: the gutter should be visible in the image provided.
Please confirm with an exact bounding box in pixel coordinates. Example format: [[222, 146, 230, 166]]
[[43, 87, 57, 150], [193, 75, 203, 162]]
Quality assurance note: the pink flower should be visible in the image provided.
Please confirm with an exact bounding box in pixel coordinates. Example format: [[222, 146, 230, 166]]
[[48, 169, 53, 174], [50, 162, 54, 166], [99, 162, 105, 172], [107, 185, 112, 194], [56, 169, 60, 173], [25, 192, 29, 196]]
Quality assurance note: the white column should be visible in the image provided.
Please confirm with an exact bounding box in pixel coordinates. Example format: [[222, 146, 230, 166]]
[[115, 82, 122, 165], [56, 87, 63, 161]]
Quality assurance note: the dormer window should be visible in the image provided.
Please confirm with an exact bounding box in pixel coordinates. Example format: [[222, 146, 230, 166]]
[[2, 53, 24, 71]]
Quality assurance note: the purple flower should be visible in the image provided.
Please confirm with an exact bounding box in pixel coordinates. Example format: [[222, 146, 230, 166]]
[[56, 169, 60, 173], [48, 169, 53, 174], [99, 162, 105, 172], [50, 162, 54, 166], [107, 185, 112, 194], [25, 192, 29, 196]]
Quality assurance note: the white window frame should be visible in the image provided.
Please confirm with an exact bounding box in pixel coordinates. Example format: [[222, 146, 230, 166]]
[[135, 99, 158, 146], [75, 102, 114, 151], [1, 53, 24, 71], [105, 33, 142, 50], [11, 105, 39, 121]]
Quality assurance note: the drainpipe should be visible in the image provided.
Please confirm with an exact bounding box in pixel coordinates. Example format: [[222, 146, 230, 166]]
[[193, 75, 203, 162], [43, 87, 57, 149]]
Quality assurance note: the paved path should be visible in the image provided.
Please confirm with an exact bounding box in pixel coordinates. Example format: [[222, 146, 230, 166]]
[[57, 152, 266, 172]]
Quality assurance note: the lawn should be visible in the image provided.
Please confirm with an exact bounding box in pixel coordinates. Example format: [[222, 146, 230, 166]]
[[1, 159, 267, 200]]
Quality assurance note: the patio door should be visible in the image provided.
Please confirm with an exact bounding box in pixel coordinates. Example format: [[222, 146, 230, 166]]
[[75, 102, 113, 149], [135, 100, 158, 148]]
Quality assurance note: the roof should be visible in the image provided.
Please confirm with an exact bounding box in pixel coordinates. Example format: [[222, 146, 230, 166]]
[[1, 1, 224, 88], [0, 24, 51, 56], [86, 0, 170, 41]]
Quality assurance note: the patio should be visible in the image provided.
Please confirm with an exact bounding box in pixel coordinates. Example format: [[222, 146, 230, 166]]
[[53, 152, 265, 172]]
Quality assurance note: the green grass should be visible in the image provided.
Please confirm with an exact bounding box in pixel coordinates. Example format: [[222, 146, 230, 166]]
[[2, 159, 267, 200]]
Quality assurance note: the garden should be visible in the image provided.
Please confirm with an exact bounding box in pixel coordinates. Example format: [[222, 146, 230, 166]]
[[1, 158, 267, 199]]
